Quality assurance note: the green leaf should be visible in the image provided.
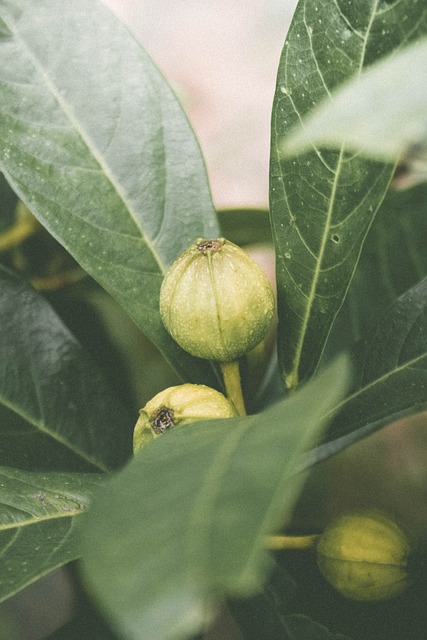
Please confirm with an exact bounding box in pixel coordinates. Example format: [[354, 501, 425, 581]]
[[308, 277, 427, 465], [46, 616, 119, 640], [281, 615, 351, 640], [0, 266, 130, 472], [218, 209, 272, 246], [0, 171, 17, 231], [0, 0, 219, 384], [229, 561, 351, 640], [270, 0, 427, 390], [0, 466, 102, 603], [46, 620, 119, 640], [232, 603, 351, 640], [324, 183, 427, 355], [282, 38, 427, 162], [227, 562, 295, 640], [80, 357, 349, 640]]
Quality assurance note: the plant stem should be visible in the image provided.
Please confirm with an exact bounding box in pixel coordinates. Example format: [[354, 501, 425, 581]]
[[220, 360, 246, 416], [265, 534, 320, 550], [0, 207, 38, 252]]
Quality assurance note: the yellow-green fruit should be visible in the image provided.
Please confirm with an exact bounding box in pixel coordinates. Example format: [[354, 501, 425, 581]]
[[133, 383, 237, 452], [159, 238, 275, 362], [316, 512, 411, 601]]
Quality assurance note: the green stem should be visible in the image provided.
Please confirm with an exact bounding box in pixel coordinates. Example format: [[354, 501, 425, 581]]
[[0, 215, 37, 252], [220, 361, 246, 416], [265, 534, 320, 550]]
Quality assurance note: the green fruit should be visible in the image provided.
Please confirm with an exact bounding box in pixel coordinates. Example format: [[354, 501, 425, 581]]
[[160, 238, 275, 362], [316, 512, 411, 601], [133, 383, 237, 452]]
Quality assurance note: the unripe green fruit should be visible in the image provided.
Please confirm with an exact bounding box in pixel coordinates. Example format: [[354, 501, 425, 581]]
[[133, 383, 237, 452], [316, 512, 411, 601], [160, 238, 275, 362]]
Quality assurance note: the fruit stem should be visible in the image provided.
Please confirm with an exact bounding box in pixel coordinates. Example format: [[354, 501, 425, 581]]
[[265, 534, 320, 550], [220, 361, 246, 416]]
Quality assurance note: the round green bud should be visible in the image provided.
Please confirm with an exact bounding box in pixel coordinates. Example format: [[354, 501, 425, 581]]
[[316, 512, 411, 601], [159, 238, 275, 362], [133, 383, 237, 452]]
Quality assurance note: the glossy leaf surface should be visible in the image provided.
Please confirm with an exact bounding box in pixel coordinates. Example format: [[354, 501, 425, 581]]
[[0, 266, 129, 472], [81, 358, 348, 640], [282, 38, 427, 162], [0, 0, 219, 384], [0, 466, 101, 602], [270, 0, 427, 390]]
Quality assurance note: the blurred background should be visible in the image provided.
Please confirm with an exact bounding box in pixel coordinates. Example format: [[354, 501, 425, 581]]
[[101, 0, 298, 210]]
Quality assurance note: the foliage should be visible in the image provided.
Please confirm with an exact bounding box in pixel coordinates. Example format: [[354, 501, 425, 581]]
[[0, 0, 426, 639]]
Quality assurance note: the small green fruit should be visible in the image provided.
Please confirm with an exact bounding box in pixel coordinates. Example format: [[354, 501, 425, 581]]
[[160, 238, 275, 362], [133, 383, 237, 452], [316, 512, 411, 601]]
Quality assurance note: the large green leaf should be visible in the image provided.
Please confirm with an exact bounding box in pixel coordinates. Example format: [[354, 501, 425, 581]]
[[0, 466, 102, 603], [0, 0, 219, 385], [324, 183, 427, 355], [0, 266, 130, 472], [228, 561, 350, 640], [80, 357, 348, 640], [282, 38, 427, 163], [307, 277, 427, 466], [270, 0, 427, 390]]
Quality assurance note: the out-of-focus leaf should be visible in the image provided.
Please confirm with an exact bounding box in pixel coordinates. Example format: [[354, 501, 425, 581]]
[[0, 172, 17, 232], [80, 357, 349, 640], [229, 558, 350, 640], [0, 466, 102, 603], [307, 278, 427, 465], [282, 38, 427, 163], [270, 0, 427, 390], [218, 209, 272, 246], [281, 615, 351, 640], [0, 0, 219, 385], [232, 603, 351, 640], [227, 561, 296, 640], [0, 266, 130, 471]]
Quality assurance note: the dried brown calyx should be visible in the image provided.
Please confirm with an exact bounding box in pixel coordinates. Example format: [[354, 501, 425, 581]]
[[132, 383, 237, 453], [196, 238, 224, 253], [151, 407, 175, 434]]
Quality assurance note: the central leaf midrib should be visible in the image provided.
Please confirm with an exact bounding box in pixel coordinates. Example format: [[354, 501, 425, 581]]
[[0, 394, 108, 472], [288, 146, 345, 389], [286, 0, 382, 388], [0, 510, 82, 531], [0, 8, 166, 275]]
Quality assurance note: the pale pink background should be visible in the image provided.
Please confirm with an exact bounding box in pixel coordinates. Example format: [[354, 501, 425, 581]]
[[101, 0, 297, 210]]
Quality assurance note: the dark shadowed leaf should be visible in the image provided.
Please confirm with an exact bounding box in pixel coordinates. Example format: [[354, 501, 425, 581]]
[[218, 209, 272, 247], [0, 466, 102, 603], [229, 558, 351, 640], [0, 171, 17, 231], [0, 266, 130, 472], [270, 0, 427, 390], [81, 357, 348, 640], [0, 0, 219, 385], [324, 183, 427, 355], [307, 278, 427, 465]]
